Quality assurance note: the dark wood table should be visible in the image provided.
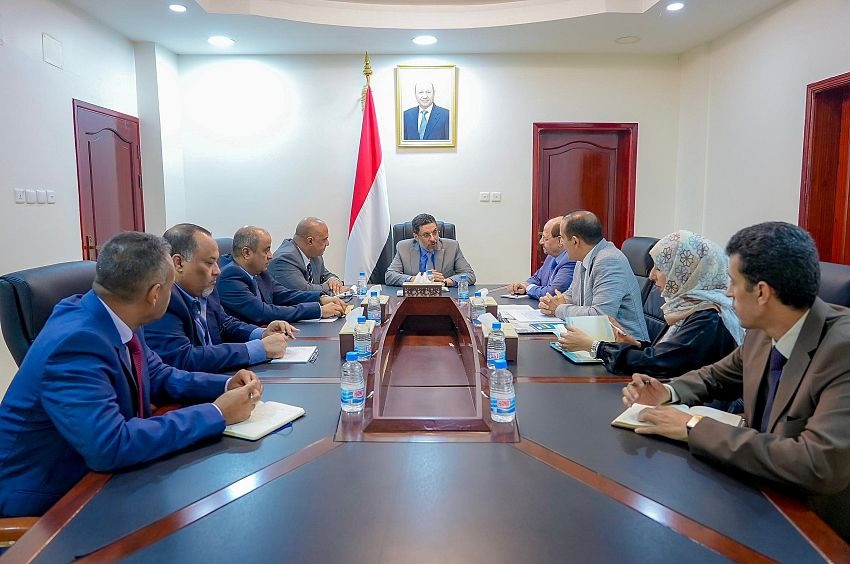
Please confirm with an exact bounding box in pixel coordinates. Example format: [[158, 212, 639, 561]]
[[6, 286, 848, 563]]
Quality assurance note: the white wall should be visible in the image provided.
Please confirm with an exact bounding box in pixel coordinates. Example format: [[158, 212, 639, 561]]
[[676, 0, 850, 246], [0, 0, 137, 395], [178, 53, 681, 283]]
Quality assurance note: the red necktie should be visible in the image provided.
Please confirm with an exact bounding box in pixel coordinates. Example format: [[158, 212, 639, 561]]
[[126, 334, 146, 418]]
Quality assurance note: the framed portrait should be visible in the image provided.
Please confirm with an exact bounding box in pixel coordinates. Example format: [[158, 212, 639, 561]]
[[395, 65, 458, 148]]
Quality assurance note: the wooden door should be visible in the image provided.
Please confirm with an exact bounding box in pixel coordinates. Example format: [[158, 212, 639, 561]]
[[531, 123, 637, 272], [73, 100, 144, 260]]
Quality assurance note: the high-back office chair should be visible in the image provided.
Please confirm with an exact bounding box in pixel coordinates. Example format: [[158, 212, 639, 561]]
[[621, 236, 659, 302], [0, 261, 97, 366], [215, 237, 234, 266], [391, 220, 456, 248], [818, 261, 850, 307]]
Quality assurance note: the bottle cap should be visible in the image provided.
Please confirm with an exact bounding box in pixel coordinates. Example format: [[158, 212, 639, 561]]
[[460, 274, 467, 280], [359, 272, 365, 276], [492, 322, 501, 330], [474, 291, 481, 297], [357, 316, 366, 323], [370, 291, 378, 296], [494, 359, 508, 369], [345, 351, 360, 361]]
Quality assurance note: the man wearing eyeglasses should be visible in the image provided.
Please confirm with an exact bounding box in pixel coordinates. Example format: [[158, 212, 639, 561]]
[[385, 213, 476, 286], [508, 216, 576, 299]]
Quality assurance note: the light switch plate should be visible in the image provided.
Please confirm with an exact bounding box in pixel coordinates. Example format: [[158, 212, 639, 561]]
[[490, 191, 502, 202], [46, 190, 56, 204], [479, 192, 490, 202], [36, 189, 47, 204], [25, 189, 36, 204], [14, 188, 25, 204]]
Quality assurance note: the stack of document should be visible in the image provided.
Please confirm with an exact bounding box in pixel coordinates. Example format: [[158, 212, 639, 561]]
[[498, 305, 557, 333], [269, 346, 319, 363]]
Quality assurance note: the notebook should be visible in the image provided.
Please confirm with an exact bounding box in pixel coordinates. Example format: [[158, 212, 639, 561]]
[[269, 346, 319, 363], [611, 403, 743, 430], [223, 401, 306, 440], [549, 341, 604, 364]]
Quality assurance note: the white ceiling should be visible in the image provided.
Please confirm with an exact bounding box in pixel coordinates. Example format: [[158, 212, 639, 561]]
[[63, 0, 789, 56]]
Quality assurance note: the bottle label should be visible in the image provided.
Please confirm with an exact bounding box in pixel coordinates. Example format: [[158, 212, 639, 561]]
[[458, 291, 469, 300], [367, 309, 381, 321], [341, 387, 365, 405], [490, 394, 516, 415], [354, 341, 371, 358]]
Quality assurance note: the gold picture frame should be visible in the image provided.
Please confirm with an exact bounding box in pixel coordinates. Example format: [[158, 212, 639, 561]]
[[395, 65, 458, 148]]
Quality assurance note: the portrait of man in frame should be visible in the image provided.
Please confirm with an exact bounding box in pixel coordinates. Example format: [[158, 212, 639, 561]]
[[396, 65, 458, 148]]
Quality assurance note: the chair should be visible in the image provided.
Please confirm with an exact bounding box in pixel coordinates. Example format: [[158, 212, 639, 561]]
[[391, 220, 456, 248], [215, 237, 233, 266], [0, 261, 97, 366], [818, 261, 850, 307], [621, 236, 659, 302], [642, 285, 667, 342]]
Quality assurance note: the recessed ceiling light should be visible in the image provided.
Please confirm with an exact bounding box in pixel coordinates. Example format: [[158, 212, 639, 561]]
[[208, 35, 235, 47], [412, 35, 437, 46], [666, 2, 684, 11], [615, 36, 641, 45], [168, 4, 187, 13]]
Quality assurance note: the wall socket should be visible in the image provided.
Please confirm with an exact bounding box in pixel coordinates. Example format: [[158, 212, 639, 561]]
[[479, 192, 490, 202], [14, 188, 25, 204], [490, 191, 502, 202]]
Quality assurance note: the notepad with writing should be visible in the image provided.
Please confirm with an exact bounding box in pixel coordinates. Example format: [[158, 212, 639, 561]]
[[223, 401, 306, 440], [269, 346, 318, 363], [611, 403, 743, 430]]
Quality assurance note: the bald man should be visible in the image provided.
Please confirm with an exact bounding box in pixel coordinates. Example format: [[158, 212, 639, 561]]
[[269, 217, 343, 295], [508, 216, 576, 299]]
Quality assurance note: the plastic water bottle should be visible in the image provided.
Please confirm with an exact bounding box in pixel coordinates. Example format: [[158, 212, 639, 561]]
[[490, 359, 516, 423], [367, 291, 381, 323], [340, 351, 365, 413], [354, 316, 371, 359], [486, 322, 506, 368], [457, 273, 469, 302], [470, 291, 485, 325], [426, 269, 435, 282], [357, 272, 367, 296]]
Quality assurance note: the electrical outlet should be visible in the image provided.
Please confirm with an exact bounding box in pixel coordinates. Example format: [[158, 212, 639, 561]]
[[46, 190, 56, 204], [479, 192, 490, 202], [14, 188, 25, 204], [490, 191, 502, 202]]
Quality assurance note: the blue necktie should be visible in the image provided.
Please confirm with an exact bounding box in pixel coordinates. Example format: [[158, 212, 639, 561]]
[[419, 250, 434, 273], [418, 110, 429, 139], [192, 299, 212, 346], [759, 347, 787, 432]]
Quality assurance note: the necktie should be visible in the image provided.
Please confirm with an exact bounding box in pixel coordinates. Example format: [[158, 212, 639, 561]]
[[192, 299, 212, 345], [306, 262, 314, 284], [126, 335, 146, 418], [759, 346, 787, 432], [251, 276, 261, 297], [418, 110, 429, 139]]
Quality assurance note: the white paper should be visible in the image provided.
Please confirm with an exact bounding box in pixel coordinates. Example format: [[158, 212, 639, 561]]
[[500, 294, 525, 300], [298, 317, 339, 323], [478, 312, 499, 330], [224, 401, 305, 440], [269, 346, 318, 363]]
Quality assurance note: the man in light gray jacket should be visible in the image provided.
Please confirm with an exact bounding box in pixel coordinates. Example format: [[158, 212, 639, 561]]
[[385, 213, 476, 287], [269, 217, 343, 295], [540, 210, 649, 341]]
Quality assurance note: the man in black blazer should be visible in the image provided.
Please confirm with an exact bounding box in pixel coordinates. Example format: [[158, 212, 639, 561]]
[[144, 224, 292, 373], [268, 217, 343, 294], [218, 226, 346, 325]]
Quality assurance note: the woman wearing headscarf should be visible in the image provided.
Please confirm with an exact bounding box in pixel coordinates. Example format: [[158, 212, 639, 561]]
[[557, 230, 744, 377]]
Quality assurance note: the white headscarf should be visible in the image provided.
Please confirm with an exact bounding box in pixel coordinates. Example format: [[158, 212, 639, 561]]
[[649, 230, 744, 345]]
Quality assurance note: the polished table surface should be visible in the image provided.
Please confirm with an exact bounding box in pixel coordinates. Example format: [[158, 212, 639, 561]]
[[6, 285, 848, 562]]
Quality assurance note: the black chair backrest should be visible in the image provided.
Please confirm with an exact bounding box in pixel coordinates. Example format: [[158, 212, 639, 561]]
[[0, 261, 97, 366], [391, 221, 456, 248], [643, 285, 667, 343], [621, 236, 659, 302], [215, 237, 234, 265], [819, 261, 850, 307]]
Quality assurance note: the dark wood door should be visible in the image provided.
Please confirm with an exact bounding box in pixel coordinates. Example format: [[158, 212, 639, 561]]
[[73, 100, 144, 260], [531, 123, 637, 272]]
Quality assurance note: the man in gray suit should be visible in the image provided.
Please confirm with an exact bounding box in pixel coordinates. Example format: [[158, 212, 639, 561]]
[[385, 213, 476, 287], [623, 222, 850, 542], [269, 217, 343, 294], [540, 210, 648, 341]]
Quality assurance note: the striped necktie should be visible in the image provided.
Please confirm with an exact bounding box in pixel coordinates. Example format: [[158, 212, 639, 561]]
[[306, 262, 314, 284]]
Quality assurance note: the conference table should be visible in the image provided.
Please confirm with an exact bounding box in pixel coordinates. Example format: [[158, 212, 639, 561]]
[[5, 287, 848, 563]]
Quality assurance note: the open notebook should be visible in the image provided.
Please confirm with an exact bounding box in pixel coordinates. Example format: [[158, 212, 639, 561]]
[[223, 401, 306, 440], [611, 403, 743, 430]]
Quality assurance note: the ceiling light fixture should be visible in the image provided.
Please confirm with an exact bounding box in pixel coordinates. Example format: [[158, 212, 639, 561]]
[[412, 35, 437, 46], [168, 4, 187, 13], [615, 36, 641, 45], [666, 2, 684, 11], [208, 35, 235, 47]]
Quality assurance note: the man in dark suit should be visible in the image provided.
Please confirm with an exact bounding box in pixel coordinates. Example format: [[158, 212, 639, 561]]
[[268, 217, 343, 294], [0, 232, 261, 518], [402, 83, 450, 141], [145, 224, 293, 373], [218, 225, 346, 324], [623, 222, 850, 541]]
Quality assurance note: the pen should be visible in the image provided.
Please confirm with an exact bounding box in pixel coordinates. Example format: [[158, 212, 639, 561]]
[[608, 320, 627, 337]]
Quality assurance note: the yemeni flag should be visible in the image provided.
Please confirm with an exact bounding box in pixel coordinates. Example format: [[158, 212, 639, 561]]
[[345, 86, 392, 285]]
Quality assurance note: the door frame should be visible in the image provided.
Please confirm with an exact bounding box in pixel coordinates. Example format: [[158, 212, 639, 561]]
[[72, 99, 144, 260], [531, 122, 637, 272]]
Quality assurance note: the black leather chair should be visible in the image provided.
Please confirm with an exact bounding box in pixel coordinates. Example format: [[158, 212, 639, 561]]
[[215, 237, 233, 265], [0, 261, 97, 366], [391, 221, 456, 248], [818, 261, 850, 307], [621, 236, 659, 302], [642, 285, 667, 343]]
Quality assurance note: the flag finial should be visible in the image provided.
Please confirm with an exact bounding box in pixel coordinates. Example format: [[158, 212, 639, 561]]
[[361, 52, 372, 110]]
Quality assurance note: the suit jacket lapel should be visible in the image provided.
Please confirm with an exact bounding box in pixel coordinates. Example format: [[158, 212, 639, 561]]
[[742, 332, 772, 428], [435, 241, 445, 273]]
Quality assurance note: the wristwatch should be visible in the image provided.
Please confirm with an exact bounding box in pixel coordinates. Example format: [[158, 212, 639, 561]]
[[686, 414, 704, 434], [590, 340, 601, 357]]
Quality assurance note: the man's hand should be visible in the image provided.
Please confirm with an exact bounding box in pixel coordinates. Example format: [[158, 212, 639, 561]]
[[263, 320, 298, 339], [261, 332, 288, 359], [557, 325, 595, 352], [634, 406, 691, 442], [227, 369, 264, 397], [321, 301, 346, 318], [431, 270, 447, 284], [214, 381, 260, 425], [320, 295, 346, 307], [622, 373, 672, 407], [327, 278, 343, 294], [508, 282, 527, 295], [539, 290, 566, 316]]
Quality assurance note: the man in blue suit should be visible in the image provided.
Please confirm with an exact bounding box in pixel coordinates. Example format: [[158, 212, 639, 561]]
[[508, 216, 576, 300], [217, 226, 346, 325], [402, 83, 450, 141], [145, 224, 294, 373], [0, 232, 261, 518]]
